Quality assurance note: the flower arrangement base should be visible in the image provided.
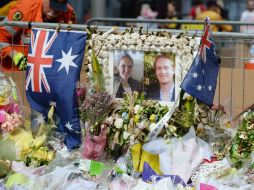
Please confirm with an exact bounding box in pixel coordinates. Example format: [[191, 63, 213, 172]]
[[83, 128, 107, 160]]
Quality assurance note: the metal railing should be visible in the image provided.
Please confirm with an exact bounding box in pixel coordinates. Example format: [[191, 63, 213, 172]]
[[0, 21, 254, 125], [86, 17, 254, 26], [1, 20, 254, 39]]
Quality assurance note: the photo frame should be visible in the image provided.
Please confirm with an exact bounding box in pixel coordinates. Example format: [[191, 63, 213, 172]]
[[86, 29, 201, 108]]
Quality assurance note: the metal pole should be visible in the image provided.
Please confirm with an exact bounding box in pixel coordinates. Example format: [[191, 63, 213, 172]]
[[91, 0, 106, 18]]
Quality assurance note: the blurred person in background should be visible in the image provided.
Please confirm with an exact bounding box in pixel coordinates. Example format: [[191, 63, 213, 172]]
[[240, 0, 254, 33], [160, 1, 181, 29], [69, 0, 90, 24], [196, 0, 232, 32], [137, 1, 158, 29], [0, 0, 76, 72], [216, 0, 229, 20], [0, 0, 17, 17], [189, 0, 206, 20], [241, 0, 254, 70], [119, 0, 138, 18]]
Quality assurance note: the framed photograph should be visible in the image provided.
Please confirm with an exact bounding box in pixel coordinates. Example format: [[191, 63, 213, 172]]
[[109, 50, 144, 98], [144, 52, 180, 106], [89, 31, 200, 108], [144, 52, 175, 102]]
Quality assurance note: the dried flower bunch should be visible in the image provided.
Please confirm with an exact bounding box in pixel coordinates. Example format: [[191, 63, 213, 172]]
[[79, 91, 114, 136]]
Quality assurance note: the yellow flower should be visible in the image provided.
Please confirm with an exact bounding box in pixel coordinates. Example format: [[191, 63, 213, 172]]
[[149, 114, 156, 123], [134, 115, 140, 123]]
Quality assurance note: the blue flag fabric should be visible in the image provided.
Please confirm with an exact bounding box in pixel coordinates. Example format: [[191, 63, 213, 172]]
[[180, 18, 219, 107], [26, 28, 86, 149]]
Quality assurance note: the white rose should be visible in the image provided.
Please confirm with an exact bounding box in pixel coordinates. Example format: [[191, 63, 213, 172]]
[[136, 39, 142, 46], [149, 123, 157, 132], [122, 45, 128, 50], [136, 45, 142, 51], [114, 118, 124, 129], [143, 45, 149, 51], [123, 131, 130, 140], [134, 105, 143, 114], [106, 44, 113, 49], [131, 33, 139, 40], [150, 45, 156, 51], [140, 35, 147, 41]]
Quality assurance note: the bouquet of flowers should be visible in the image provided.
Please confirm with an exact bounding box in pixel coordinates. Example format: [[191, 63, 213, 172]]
[[230, 110, 254, 168], [0, 73, 22, 136], [79, 91, 115, 160], [104, 92, 169, 160], [163, 94, 231, 159], [78, 48, 115, 160]]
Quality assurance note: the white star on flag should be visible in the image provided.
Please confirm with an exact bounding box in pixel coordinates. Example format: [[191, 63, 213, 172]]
[[192, 72, 198, 78], [65, 121, 73, 131], [49, 101, 56, 107], [197, 85, 202, 91], [208, 85, 212, 91], [35, 114, 45, 125], [56, 47, 79, 74]]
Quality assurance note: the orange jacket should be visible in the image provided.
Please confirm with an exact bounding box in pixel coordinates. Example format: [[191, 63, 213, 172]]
[[0, 0, 76, 72]]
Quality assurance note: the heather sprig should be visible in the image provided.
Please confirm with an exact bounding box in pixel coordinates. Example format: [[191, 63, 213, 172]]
[[79, 91, 114, 135]]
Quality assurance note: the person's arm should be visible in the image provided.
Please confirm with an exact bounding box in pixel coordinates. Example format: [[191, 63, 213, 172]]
[[240, 12, 246, 33], [65, 4, 77, 24], [0, 0, 35, 70]]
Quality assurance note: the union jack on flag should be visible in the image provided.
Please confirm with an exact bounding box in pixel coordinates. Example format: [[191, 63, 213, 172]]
[[26, 30, 58, 93], [26, 28, 87, 149], [199, 18, 212, 63], [181, 17, 219, 107]]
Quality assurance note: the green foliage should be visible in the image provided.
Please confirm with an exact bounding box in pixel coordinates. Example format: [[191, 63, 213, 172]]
[[92, 48, 105, 92], [230, 111, 254, 168], [166, 97, 196, 137]]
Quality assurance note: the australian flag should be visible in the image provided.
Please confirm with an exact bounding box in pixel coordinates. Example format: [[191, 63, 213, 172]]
[[181, 17, 219, 107], [26, 28, 86, 149]]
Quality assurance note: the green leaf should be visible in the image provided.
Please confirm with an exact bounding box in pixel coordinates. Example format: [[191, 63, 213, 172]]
[[0, 140, 16, 161], [92, 48, 105, 92]]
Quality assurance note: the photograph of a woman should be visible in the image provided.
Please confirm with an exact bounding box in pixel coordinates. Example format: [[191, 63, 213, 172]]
[[113, 51, 144, 98]]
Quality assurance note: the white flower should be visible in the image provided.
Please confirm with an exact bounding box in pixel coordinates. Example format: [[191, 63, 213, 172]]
[[114, 118, 124, 129], [122, 45, 128, 50], [131, 33, 139, 40], [134, 105, 143, 114], [143, 45, 149, 51], [149, 123, 157, 132], [106, 44, 113, 49], [136, 39, 142, 46], [239, 133, 248, 140], [140, 35, 147, 41], [182, 93, 192, 100], [164, 45, 172, 52], [101, 45, 107, 51], [101, 51, 108, 58], [123, 131, 130, 140], [108, 38, 116, 45], [150, 45, 156, 51], [129, 45, 135, 50], [91, 33, 97, 39], [136, 45, 142, 51]]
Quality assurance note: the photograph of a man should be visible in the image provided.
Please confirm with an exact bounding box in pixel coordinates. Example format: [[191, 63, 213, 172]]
[[146, 54, 175, 102]]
